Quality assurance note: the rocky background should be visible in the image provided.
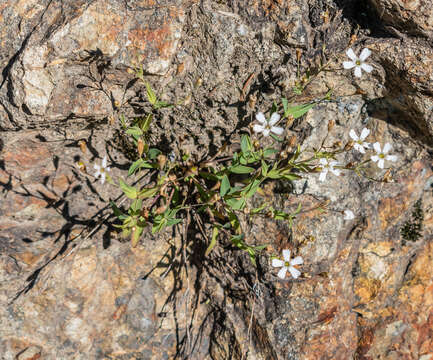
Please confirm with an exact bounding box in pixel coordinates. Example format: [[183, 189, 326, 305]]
[[1, 0, 433, 359]]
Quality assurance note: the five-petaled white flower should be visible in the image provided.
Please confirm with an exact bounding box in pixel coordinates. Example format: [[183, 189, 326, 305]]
[[343, 48, 373, 78], [343, 210, 355, 220], [318, 158, 341, 182], [349, 128, 370, 153], [371, 142, 397, 169], [94, 156, 110, 184], [253, 112, 284, 137], [272, 249, 303, 279]]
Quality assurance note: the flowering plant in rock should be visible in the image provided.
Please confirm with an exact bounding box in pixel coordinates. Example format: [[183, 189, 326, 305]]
[[343, 48, 373, 78], [107, 50, 397, 277], [272, 249, 303, 279], [94, 156, 111, 184]]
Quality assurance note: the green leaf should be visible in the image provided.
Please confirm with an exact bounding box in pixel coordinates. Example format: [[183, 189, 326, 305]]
[[220, 175, 230, 197], [119, 179, 138, 199], [131, 226, 143, 247], [166, 218, 182, 226], [110, 201, 126, 219], [205, 226, 219, 256], [145, 82, 157, 105], [126, 126, 143, 138], [261, 160, 268, 176], [267, 169, 281, 179], [148, 148, 162, 160], [226, 197, 246, 210], [229, 164, 255, 174], [155, 101, 173, 109], [242, 178, 261, 198], [130, 199, 142, 213], [282, 98, 288, 113], [240, 134, 253, 154], [284, 103, 315, 119], [263, 148, 279, 158], [282, 173, 302, 181], [128, 159, 155, 176], [140, 114, 152, 132], [138, 187, 159, 199]]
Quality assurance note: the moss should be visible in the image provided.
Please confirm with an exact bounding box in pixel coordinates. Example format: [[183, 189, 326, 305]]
[[400, 199, 423, 244]]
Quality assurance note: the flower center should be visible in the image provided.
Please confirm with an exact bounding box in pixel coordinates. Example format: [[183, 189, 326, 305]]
[[284, 261, 290, 267], [379, 153, 385, 159], [356, 60, 361, 66], [357, 140, 363, 145]]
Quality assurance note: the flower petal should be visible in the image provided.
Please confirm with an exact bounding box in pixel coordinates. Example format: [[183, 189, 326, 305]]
[[354, 66, 362, 78], [290, 256, 303, 266], [383, 143, 391, 154], [343, 61, 356, 69], [329, 161, 339, 167], [386, 155, 397, 162], [378, 159, 385, 169], [359, 48, 371, 61], [360, 128, 370, 140], [357, 145, 366, 154], [253, 124, 264, 133], [272, 259, 284, 268], [319, 158, 328, 165], [271, 126, 284, 136], [331, 168, 341, 176], [344, 210, 355, 220], [256, 112, 266, 124], [371, 155, 379, 162], [373, 142, 381, 154], [361, 63, 373, 73], [288, 266, 301, 279], [94, 164, 101, 170], [277, 267, 287, 279], [269, 112, 280, 126], [262, 128, 270, 137], [102, 156, 107, 168], [100, 172, 106, 184], [319, 170, 328, 182], [282, 249, 291, 262], [349, 129, 359, 141], [346, 48, 357, 61]]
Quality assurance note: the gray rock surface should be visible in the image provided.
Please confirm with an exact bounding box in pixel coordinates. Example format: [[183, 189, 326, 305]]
[[1, 0, 433, 359]]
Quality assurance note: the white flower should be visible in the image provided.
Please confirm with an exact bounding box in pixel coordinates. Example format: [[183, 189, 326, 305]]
[[343, 210, 355, 220], [94, 156, 110, 184], [272, 249, 303, 279], [318, 158, 341, 182], [349, 128, 370, 153], [343, 48, 373, 78], [253, 112, 284, 137], [370, 142, 397, 169]]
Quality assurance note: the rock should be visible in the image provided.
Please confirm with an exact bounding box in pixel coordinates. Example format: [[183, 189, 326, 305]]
[[368, 0, 433, 39], [0, 0, 433, 359], [1, 0, 189, 128], [368, 38, 433, 146]]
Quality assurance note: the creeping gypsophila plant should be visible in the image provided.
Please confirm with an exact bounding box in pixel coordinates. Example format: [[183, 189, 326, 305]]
[[106, 46, 398, 280]]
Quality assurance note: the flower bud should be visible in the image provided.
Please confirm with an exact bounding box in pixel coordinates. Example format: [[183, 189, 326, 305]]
[[296, 48, 302, 62], [328, 120, 335, 132], [79, 140, 87, 153], [287, 135, 297, 148], [194, 77, 203, 88], [137, 138, 144, 157], [253, 140, 260, 149], [344, 140, 354, 151], [332, 140, 343, 148], [157, 154, 167, 170]]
